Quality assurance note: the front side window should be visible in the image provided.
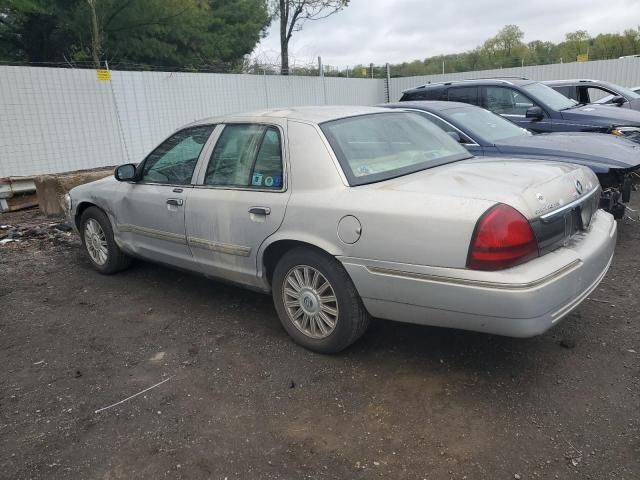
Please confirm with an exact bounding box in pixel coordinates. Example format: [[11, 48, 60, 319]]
[[485, 87, 536, 116], [522, 82, 577, 111], [584, 86, 616, 103], [592, 83, 640, 103], [321, 112, 471, 186], [448, 86, 479, 105], [141, 126, 214, 185], [204, 124, 283, 189]]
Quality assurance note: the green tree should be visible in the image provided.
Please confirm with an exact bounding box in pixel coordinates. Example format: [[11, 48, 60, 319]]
[[527, 40, 557, 65], [561, 30, 590, 61], [481, 24, 526, 68], [0, 0, 270, 69]]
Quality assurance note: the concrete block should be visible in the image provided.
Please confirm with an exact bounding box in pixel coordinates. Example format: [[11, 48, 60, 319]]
[[34, 168, 114, 216]]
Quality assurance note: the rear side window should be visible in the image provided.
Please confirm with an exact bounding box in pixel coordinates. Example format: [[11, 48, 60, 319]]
[[447, 87, 479, 105], [401, 88, 441, 101], [204, 124, 283, 190]]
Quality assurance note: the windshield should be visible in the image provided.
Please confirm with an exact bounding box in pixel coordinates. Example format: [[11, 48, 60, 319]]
[[321, 112, 471, 186], [445, 107, 531, 143], [523, 82, 578, 110]]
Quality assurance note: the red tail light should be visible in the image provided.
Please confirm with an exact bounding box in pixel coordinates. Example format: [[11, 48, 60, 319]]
[[467, 204, 539, 271]]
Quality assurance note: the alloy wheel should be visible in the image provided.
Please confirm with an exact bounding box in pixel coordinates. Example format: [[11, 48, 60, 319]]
[[282, 265, 339, 339], [84, 218, 108, 265]]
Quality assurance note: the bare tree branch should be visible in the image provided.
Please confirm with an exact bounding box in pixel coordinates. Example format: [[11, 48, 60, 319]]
[[275, 0, 348, 74]]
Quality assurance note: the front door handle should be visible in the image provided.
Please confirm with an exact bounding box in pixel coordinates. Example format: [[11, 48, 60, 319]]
[[166, 198, 184, 207], [248, 206, 271, 216]]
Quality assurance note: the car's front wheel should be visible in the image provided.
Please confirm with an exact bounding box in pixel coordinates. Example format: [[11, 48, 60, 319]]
[[80, 206, 132, 274], [272, 247, 370, 353]]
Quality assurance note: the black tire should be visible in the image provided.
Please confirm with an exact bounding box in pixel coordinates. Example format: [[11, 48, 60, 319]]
[[272, 246, 370, 353], [80, 206, 132, 274]]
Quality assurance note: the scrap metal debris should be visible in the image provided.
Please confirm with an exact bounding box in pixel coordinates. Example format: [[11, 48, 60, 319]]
[[0, 220, 75, 246]]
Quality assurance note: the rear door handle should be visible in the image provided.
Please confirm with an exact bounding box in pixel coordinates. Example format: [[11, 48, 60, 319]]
[[248, 206, 270, 216], [166, 198, 184, 206]]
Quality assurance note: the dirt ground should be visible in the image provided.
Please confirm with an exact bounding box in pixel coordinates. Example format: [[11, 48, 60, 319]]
[[1, 202, 638, 480]]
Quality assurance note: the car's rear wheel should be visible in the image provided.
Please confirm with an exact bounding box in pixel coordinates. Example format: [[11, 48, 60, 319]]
[[272, 247, 370, 353], [80, 206, 132, 274]]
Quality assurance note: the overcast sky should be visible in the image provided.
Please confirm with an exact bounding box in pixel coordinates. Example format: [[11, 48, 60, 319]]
[[253, 0, 640, 68]]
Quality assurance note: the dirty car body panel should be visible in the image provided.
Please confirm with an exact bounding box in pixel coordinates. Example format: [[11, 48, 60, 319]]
[[68, 106, 617, 340]]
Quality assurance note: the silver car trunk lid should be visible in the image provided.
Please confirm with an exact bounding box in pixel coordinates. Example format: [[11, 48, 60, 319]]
[[369, 157, 601, 252], [375, 157, 598, 218]]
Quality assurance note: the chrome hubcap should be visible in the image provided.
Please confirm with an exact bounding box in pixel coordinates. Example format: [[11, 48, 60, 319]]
[[84, 219, 108, 266], [283, 265, 338, 339]]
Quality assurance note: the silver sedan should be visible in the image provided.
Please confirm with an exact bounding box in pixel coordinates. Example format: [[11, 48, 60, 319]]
[[67, 106, 616, 353]]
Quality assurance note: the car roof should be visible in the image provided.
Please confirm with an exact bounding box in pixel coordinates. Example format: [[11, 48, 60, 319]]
[[543, 79, 609, 86], [188, 105, 389, 126], [383, 100, 474, 112], [403, 78, 535, 93]]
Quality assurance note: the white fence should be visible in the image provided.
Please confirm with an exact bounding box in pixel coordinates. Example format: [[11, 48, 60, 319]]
[[389, 57, 640, 102], [0, 66, 385, 177], [3, 57, 640, 177]]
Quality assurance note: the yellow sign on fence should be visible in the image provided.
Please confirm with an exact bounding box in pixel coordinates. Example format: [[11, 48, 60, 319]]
[[577, 54, 589, 62], [96, 69, 111, 81]]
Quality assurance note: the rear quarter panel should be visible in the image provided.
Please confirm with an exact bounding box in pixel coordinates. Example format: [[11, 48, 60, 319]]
[[262, 120, 494, 270]]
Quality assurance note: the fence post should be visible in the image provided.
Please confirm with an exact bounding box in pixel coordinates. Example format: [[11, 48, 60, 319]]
[[319, 56, 327, 105], [263, 69, 269, 108], [385, 63, 391, 103], [106, 62, 130, 163]]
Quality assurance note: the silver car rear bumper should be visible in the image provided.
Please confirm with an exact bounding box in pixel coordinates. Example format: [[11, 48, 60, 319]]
[[340, 209, 617, 337]]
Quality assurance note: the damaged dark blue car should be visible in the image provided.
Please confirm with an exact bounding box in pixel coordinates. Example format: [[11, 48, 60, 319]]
[[384, 101, 640, 218]]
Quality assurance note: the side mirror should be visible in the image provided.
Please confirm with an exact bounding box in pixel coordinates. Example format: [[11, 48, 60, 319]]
[[447, 131, 463, 143], [525, 106, 544, 120], [115, 164, 137, 182], [610, 95, 626, 106]]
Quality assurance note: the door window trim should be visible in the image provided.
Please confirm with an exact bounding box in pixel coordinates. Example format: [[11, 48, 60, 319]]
[[193, 122, 288, 193], [135, 124, 217, 187]]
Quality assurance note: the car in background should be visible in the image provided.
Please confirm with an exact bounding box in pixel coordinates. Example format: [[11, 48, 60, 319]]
[[66, 106, 616, 353], [399, 78, 640, 144], [384, 101, 640, 219], [544, 79, 640, 111]]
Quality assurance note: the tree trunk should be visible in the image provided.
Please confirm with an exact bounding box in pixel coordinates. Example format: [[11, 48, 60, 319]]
[[281, 42, 289, 75], [279, 0, 288, 75], [87, 0, 101, 69]]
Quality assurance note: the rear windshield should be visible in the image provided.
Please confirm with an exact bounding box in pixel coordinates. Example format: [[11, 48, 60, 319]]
[[321, 112, 471, 186]]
